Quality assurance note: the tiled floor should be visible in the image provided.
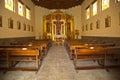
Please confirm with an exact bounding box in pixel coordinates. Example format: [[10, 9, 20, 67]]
[[0, 44, 120, 80]]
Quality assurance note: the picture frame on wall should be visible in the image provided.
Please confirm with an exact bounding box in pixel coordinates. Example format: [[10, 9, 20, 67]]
[[96, 19, 100, 29], [23, 23, 26, 31], [115, 0, 120, 3], [67, 22, 71, 32], [105, 15, 111, 27], [46, 22, 51, 33], [17, 21, 21, 30], [90, 23, 93, 30], [8, 18, 13, 29], [31, 26, 33, 32], [28, 25, 30, 31], [119, 12, 120, 25], [0, 15, 2, 27], [86, 24, 88, 31], [82, 25, 84, 31], [75, 29, 79, 35]]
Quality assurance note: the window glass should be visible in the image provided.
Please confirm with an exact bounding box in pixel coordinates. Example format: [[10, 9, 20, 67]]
[[115, 0, 120, 3], [5, 0, 14, 11], [86, 8, 90, 19], [18, 2, 23, 16], [93, 1, 97, 16], [26, 8, 30, 20], [102, 0, 110, 11]]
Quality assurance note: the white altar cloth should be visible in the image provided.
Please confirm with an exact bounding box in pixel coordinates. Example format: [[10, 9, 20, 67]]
[[54, 34, 66, 39]]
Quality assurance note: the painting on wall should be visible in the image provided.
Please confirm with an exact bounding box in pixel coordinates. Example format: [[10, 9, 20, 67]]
[[31, 26, 33, 32], [67, 22, 71, 32], [8, 18, 13, 29], [86, 24, 88, 31], [96, 20, 100, 29], [90, 23, 93, 30], [28, 25, 30, 31], [115, 0, 120, 3], [0, 15, 2, 27], [105, 15, 111, 27], [23, 23, 26, 31], [82, 25, 84, 31], [75, 29, 79, 35], [119, 12, 120, 25], [17, 21, 21, 30], [46, 22, 51, 33]]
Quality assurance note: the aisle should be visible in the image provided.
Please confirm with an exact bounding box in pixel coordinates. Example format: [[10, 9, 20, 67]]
[[37, 44, 77, 80], [0, 44, 120, 80]]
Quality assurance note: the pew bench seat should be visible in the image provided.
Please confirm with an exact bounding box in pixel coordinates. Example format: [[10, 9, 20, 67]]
[[74, 47, 120, 71], [68, 43, 115, 60], [0, 47, 41, 73]]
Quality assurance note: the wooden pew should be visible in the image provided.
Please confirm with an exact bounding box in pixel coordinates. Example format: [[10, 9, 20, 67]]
[[74, 46, 120, 70], [31, 40, 52, 56], [0, 46, 42, 72], [10, 39, 51, 58], [0, 49, 9, 68], [68, 43, 115, 59]]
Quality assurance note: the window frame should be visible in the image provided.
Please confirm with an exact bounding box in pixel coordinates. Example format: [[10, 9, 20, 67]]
[[101, 0, 110, 11], [86, 7, 90, 19], [26, 7, 30, 20], [18, 1, 24, 16], [5, 0, 14, 12], [92, 1, 97, 16]]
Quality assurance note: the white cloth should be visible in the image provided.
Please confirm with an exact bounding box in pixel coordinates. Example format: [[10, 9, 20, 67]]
[[54, 34, 66, 39]]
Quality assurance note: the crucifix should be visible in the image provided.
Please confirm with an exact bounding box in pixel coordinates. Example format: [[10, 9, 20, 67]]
[[54, 20, 63, 35], [53, 14, 63, 35]]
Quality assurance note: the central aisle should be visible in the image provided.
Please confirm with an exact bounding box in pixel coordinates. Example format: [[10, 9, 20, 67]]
[[38, 44, 77, 80], [0, 44, 120, 80]]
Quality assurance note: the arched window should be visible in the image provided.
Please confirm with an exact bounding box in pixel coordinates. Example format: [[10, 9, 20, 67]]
[[102, 0, 110, 11], [115, 0, 120, 3], [93, 1, 97, 16], [86, 7, 90, 19], [18, 1, 23, 16], [5, 0, 14, 11], [26, 8, 30, 20]]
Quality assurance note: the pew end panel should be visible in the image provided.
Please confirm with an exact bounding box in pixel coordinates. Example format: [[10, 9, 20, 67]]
[[73, 48, 106, 70], [0, 47, 42, 73], [73, 47, 120, 71]]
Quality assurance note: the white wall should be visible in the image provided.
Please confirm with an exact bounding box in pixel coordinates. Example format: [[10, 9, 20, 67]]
[[81, 0, 120, 37], [34, 8, 71, 39], [0, 0, 35, 38], [34, 7, 50, 39], [1, 0, 119, 39], [66, 6, 82, 38], [34, 7, 82, 39]]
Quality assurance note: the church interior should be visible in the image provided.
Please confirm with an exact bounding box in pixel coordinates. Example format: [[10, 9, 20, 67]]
[[0, 0, 120, 80]]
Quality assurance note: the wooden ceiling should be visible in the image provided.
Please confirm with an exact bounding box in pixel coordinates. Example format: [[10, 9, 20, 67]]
[[31, 0, 84, 9]]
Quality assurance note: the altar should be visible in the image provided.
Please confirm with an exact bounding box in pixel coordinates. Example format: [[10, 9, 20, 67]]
[[43, 10, 74, 41], [54, 34, 66, 45], [54, 34, 67, 39]]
